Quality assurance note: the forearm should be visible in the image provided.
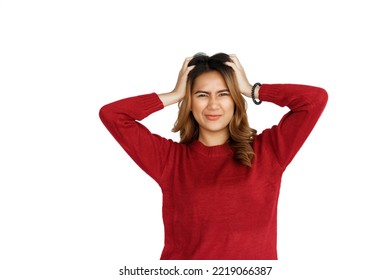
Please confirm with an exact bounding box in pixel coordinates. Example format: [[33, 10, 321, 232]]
[[257, 84, 328, 167], [258, 84, 327, 109], [99, 93, 170, 183], [158, 92, 183, 107], [99, 93, 164, 127]]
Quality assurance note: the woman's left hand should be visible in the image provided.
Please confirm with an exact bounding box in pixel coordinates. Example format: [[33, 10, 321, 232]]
[[225, 54, 252, 98]]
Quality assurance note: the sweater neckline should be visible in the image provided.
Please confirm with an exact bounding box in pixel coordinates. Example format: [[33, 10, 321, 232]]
[[189, 140, 233, 157]]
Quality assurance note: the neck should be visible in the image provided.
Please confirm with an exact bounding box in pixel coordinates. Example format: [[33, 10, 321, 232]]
[[198, 130, 230, 147]]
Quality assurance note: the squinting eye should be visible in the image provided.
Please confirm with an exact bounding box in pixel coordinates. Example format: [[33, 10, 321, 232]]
[[219, 92, 230, 96], [196, 93, 208, 98]]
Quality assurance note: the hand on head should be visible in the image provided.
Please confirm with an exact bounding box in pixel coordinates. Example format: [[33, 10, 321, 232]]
[[171, 56, 195, 99], [172, 53, 253, 101], [224, 54, 253, 97]]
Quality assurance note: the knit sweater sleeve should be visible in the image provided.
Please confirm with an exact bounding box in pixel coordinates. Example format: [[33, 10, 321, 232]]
[[99, 93, 171, 184], [258, 84, 328, 169]]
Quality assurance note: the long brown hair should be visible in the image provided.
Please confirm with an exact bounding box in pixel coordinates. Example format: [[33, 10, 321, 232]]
[[172, 52, 257, 167]]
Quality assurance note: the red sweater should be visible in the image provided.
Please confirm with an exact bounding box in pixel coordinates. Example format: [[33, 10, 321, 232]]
[[99, 84, 328, 260]]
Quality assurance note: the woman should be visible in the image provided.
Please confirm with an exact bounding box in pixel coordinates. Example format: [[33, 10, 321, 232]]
[[99, 53, 328, 260]]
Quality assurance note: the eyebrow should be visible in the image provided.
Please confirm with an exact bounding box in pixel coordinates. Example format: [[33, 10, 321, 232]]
[[193, 89, 230, 94]]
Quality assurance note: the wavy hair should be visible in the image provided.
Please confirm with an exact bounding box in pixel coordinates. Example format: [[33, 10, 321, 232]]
[[172, 52, 257, 167]]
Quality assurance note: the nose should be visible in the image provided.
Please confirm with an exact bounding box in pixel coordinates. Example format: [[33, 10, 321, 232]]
[[207, 95, 220, 110]]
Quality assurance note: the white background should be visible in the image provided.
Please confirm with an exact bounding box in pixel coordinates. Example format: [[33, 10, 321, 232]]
[[1, 0, 389, 279]]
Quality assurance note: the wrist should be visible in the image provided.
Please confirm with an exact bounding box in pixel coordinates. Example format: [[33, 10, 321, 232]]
[[242, 83, 253, 98], [251, 83, 262, 105], [252, 84, 260, 99], [158, 91, 183, 107]]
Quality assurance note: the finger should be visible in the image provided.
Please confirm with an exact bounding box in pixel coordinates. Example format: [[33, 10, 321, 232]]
[[230, 55, 243, 69], [184, 65, 195, 74], [224, 61, 234, 67], [224, 61, 238, 70], [182, 56, 193, 69], [228, 54, 237, 64], [179, 57, 194, 75]]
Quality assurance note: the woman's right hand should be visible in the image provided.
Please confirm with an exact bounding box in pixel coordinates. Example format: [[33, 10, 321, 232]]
[[171, 56, 195, 99], [159, 56, 195, 107]]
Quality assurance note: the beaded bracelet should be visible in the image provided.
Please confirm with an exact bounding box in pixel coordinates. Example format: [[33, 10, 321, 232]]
[[251, 82, 262, 105]]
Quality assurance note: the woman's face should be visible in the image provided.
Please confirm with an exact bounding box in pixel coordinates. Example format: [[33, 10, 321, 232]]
[[191, 70, 235, 145]]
